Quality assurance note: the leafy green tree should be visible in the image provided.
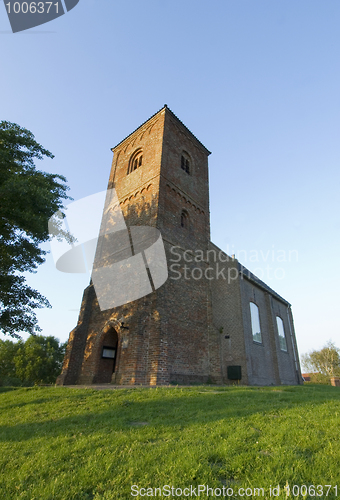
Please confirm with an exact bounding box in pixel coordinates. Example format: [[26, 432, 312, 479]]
[[13, 335, 66, 385], [0, 338, 22, 383], [301, 341, 340, 378], [0, 121, 71, 338], [0, 335, 66, 385]]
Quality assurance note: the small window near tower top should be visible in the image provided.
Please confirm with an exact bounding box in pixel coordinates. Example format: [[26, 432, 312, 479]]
[[128, 149, 143, 175], [181, 209, 189, 229], [181, 152, 190, 175]]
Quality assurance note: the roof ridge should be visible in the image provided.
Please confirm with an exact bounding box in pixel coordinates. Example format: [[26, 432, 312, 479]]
[[164, 105, 211, 155], [111, 105, 166, 151], [238, 262, 290, 306], [111, 105, 211, 155]]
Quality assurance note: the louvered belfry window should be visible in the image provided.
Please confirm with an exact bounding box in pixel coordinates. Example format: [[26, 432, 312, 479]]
[[181, 153, 190, 174], [128, 150, 143, 174]]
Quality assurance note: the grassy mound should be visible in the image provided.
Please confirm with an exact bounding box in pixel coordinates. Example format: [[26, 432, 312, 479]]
[[0, 385, 339, 499]]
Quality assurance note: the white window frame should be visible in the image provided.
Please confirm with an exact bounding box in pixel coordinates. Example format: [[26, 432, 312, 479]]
[[250, 302, 262, 344], [276, 316, 287, 351]]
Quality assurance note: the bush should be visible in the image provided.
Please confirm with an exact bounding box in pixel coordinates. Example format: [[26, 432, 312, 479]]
[[0, 376, 23, 387], [0, 335, 66, 386], [304, 373, 331, 385]]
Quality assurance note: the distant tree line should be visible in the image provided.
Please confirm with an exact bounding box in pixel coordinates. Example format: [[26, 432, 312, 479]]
[[301, 341, 340, 384], [0, 335, 66, 386]]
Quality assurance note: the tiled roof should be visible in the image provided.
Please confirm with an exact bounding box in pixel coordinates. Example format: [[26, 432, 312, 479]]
[[111, 105, 166, 150], [164, 105, 211, 155], [209, 241, 291, 306], [238, 262, 290, 306], [111, 105, 211, 155]]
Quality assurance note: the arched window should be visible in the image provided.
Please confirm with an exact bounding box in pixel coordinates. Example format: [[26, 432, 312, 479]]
[[181, 151, 191, 175], [276, 316, 287, 351], [128, 149, 143, 174], [181, 209, 189, 229], [250, 302, 262, 343]]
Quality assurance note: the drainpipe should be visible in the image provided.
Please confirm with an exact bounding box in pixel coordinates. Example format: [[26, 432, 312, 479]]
[[287, 305, 301, 384]]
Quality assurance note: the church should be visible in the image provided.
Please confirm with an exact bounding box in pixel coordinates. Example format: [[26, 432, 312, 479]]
[[57, 106, 303, 386]]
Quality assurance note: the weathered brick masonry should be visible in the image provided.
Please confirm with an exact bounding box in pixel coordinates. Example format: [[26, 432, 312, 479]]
[[57, 106, 303, 386]]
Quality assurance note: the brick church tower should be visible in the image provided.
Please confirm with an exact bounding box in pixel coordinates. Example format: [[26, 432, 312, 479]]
[[57, 106, 302, 387], [57, 105, 222, 385]]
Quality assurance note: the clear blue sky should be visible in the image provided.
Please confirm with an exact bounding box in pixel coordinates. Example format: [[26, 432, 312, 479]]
[[1, 0, 339, 360]]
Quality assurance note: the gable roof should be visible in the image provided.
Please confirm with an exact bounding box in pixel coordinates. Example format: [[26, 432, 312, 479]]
[[238, 262, 290, 306], [112, 105, 211, 155]]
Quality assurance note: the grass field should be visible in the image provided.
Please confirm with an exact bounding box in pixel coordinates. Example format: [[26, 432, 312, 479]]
[[0, 384, 339, 500]]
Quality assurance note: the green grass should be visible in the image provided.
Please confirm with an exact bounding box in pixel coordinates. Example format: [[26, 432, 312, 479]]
[[0, 385, 339, 499]]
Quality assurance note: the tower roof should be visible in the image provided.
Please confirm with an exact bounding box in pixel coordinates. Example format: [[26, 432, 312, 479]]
[[111, 105, 211, 155]]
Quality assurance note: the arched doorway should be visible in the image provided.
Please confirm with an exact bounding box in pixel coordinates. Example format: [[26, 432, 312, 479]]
[[93, 327, 118, 383]]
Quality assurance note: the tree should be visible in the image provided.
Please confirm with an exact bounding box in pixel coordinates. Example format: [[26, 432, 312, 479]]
[[0, 121, 71, 338], [0, 338, 22, 383], [301, 341, 340, 378], [14, 335, 66, 385], [0, 335, 66, 385]]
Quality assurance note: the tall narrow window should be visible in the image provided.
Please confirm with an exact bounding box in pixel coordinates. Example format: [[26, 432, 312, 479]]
[[181, 152, 190, 175], [250, 302, 262, 343], [276, 316, 287, 351], [181, 209, 189, 229], [128, 149, 143, 174]]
